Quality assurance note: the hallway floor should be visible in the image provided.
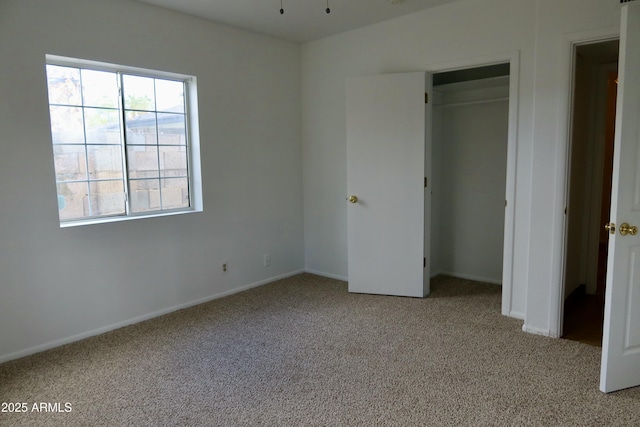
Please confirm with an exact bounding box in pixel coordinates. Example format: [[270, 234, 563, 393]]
[[562, 292, 604, 347]]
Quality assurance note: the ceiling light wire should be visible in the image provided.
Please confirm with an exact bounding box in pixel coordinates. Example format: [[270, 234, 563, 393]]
[[278, 1, 331, 15]]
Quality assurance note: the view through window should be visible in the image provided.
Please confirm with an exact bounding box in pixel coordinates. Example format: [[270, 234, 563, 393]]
[[46, 58, 195, 224]]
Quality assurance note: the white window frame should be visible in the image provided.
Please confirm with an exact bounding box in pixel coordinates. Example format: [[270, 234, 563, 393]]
[[46, 55, 203, 227]]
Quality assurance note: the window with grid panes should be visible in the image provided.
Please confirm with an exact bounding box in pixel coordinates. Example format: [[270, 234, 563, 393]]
[[46, 56, 198, 225]]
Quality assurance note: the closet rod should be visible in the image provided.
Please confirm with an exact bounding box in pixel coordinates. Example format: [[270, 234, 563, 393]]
[[435, 96, 509, 108]]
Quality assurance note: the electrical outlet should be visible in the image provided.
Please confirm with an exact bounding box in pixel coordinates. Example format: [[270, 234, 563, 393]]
[[264, 254, 271, 267], [222, 262, 228, 274]]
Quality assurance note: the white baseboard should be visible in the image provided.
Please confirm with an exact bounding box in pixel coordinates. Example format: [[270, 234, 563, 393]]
[[522, 323, 559, 338], [509, 310, 525, 320], [438, 271, 502, 285], [305, 269, 500, 286], [304, 269, 348, 282], [0, 269, 305, 364]]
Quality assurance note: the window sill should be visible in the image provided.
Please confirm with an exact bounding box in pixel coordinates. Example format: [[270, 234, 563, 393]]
[[59, 208, 202, 228]]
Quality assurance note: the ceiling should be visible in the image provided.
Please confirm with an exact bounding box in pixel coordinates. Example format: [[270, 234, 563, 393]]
[[136, 0, 462, 43]]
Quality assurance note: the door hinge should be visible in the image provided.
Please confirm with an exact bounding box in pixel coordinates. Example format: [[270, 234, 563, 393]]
[[423, 258, 426, 268], [424, 177, 428, 188], [425, 92, 429, 104]]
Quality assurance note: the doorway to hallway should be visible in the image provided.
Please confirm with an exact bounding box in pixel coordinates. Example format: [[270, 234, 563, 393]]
[[562, 39, 619, 346]]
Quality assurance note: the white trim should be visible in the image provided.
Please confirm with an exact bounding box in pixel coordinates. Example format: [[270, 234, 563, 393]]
[[427, 50, 520, 319], [438, 271, 502, 285], [46, 54, 192, 81], [46, 53, 203, 228], [502, 53, 520, 317], [426, 50, 519, 76], [0, 269, 304, 364], [59, 208, 202, 228], [522, 323, 559, 338], [510, 310, 526, 321], [305, 269, 348, 282]]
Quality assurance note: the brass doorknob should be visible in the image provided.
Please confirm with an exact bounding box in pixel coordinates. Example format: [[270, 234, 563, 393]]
[[347, 195, 358, 204], [619, 223, 638, 236], [605, 223, 616, 234]]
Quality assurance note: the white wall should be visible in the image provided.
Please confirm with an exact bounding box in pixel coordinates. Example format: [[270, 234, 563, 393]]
[[301, 0, 622, 329], [0, 0, 303, 362], [432, 79, 509, 284], [302, 0, 537, 316], [525, 0, 620, 337], [0, 0, 626, 362]]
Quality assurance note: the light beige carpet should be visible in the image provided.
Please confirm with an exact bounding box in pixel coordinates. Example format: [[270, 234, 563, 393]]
[[1, 274, 639, 426]]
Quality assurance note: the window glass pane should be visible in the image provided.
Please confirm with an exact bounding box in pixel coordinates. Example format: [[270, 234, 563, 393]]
[[157, 113, 186, 145], [85, 108, 121, 144], [50, 106, 84, 144], [46, 65, 81, 106], [130, 179, 160, 213], [81, 69, 118, 108], [155, 79, 184, 113], [57, 182, 89, 220], [53, 145, 87, 182], [159, 146, 188, 177], [126, 111, 157, 145], [161, 178, 189, 209], [123, 75, 155, 111], [127, 145, 159, 179], [47, 58, 195, 223], [89, 181, 125, 216], [87, 145, 123, 180]]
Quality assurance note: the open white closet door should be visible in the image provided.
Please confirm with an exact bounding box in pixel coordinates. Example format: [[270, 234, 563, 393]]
[[346, 72, 430, 298]]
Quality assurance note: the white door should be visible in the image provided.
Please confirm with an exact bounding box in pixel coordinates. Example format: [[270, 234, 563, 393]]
[[346, 72, 430, 297], [600, 2, 640, 393]]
